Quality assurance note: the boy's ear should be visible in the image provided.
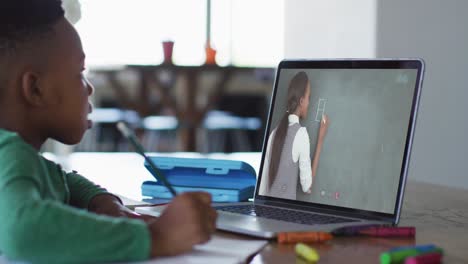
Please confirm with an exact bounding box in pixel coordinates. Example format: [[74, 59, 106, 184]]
[[20, 71, 48, 107]]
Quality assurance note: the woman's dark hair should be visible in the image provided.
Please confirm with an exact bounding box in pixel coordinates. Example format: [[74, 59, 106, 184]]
[[268, 71, 309, 190]]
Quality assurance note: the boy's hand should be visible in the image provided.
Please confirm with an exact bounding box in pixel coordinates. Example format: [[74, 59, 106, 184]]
[[148, 192, 217, 257], [88, 194, 128, 217], [88, 194, 157, 222]]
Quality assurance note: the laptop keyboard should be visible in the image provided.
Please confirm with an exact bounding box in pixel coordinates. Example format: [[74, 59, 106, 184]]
[[216, 204, 357, 225]]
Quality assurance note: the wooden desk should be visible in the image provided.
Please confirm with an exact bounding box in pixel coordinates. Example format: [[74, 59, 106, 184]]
[[94, 65, 273, 151], [248, 181, 468, 263], [62, 152, 468, 263]]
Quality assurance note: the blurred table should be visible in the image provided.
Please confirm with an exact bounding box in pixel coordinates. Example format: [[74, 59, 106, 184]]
[[59, 152, 468, 263], [95, 65, 273, 151]]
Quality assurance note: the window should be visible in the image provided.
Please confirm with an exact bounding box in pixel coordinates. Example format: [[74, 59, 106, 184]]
[[75, 0, 284, 67]]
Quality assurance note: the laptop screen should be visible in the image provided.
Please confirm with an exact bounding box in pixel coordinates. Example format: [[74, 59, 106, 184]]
[[257, 59, 424, 216]]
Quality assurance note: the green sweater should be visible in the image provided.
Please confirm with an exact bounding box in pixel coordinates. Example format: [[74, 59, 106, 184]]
[[0, 129, 150, 264]]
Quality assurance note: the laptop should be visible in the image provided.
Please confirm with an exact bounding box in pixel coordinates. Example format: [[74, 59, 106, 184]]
[[211, 59, 425, 238]]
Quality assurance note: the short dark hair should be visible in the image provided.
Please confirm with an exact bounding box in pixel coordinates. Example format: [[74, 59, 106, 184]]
[[0, 0, 64, 53], [0, 0, 64, 100]]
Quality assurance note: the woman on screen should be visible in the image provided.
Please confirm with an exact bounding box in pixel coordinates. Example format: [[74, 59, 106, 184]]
[[259, 71, 329, 200]]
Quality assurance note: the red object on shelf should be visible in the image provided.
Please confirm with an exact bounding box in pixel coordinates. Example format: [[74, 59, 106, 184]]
[[162, 40, 174, 64], [205, 44, 216, 65]]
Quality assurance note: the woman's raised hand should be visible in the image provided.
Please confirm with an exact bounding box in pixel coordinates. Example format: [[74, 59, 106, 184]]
[[318, 114, 329, 141]]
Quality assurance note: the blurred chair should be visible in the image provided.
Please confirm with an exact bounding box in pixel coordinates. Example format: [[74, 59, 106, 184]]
[[76, 108, 141, 152], [201, 94, 268, 153], [202, 110, 262, 153], [141, 115, 179, 152]]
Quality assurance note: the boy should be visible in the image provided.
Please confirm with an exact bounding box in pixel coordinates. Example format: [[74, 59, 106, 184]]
[[0, 1, 217, 263]]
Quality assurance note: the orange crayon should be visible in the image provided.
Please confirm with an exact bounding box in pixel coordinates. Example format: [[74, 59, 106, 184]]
[[277, 231, 333, 243]]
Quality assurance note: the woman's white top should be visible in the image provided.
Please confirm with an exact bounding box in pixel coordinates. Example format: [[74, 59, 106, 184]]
[[259, 114, 313, 195]]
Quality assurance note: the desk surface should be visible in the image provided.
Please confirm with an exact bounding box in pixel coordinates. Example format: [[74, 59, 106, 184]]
[[58, 152, 468, 263]]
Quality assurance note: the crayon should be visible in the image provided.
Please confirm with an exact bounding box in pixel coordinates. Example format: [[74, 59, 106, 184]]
[[380, 247, 443, 264], [331, 224, 387, 236], [295, 243, 320, 262], [404, 252, 443, 264], [389, 244, 436, 253], [277, 231, 333, 243], [359, 227, 415, 237]]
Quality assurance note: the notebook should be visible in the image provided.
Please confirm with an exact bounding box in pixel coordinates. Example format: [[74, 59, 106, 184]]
[[211, 59, 425, 238]]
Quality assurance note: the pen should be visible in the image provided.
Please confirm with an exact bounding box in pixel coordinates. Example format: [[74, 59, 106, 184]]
[[278, 231, 333, 243], [131, 203, 170, 208], [117, 122, 177, 197]]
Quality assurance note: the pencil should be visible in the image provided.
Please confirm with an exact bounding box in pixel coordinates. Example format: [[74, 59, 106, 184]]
[[117, 122, 177, 197]]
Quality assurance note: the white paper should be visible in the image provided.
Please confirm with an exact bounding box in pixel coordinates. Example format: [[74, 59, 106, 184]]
[[0, 235, 267, 264], [133, 235, 268, 264]]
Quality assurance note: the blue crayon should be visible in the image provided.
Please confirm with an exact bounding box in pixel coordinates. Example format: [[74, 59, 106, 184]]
[[389, 244, 436, 253]]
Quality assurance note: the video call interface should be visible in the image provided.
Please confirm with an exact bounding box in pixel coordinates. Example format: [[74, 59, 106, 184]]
[[258, 68, 418, 214]]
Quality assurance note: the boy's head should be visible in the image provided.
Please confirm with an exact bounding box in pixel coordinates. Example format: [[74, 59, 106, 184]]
[[0, 0, 94, 149]]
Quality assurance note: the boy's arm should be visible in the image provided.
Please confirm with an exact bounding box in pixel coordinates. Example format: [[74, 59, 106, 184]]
[[67, 171, 155, 221], [65, 170, 113, 209], [0, 177, 151, 264], [311, 115, 329, 178], [297, 128, 312, 193], [67, 174, 218, 257]]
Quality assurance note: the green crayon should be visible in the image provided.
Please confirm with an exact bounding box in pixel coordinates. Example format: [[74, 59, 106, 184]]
[[380, 247, 443, 264]]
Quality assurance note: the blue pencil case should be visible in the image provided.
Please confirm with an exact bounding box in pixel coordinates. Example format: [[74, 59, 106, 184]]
[[142, 157, 256, 202]]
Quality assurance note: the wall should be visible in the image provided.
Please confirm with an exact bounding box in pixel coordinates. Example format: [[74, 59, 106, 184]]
[[284, 0, 376, 59], [284, 0, 468, 189], [376, 0, 468, 189]]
